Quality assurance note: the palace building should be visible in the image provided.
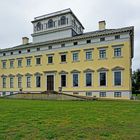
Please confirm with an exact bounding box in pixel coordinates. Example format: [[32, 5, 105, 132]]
[[0, 9, 134, 99]]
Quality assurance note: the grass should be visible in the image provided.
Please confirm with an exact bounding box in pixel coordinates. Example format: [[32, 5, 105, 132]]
[[0, 99, 140, 140]]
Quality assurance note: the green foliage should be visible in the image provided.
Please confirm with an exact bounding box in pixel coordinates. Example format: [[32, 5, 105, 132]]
[[132, 69, 140, 93], [0, 99, 140, 140]]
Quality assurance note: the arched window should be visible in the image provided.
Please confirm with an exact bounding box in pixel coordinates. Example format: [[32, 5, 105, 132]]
[[48, 19, 54, 28], [60, 16, 66, 25], [36, 22, 42, 31]]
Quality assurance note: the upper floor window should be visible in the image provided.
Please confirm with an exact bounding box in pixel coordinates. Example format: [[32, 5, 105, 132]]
[[114, 48, 121, 57], [60, 16, 66, 25], [61, 54, 66, 63], [18, 59, 22, 67], [99, 49, 106, 59], [37, 48, 40, 51], [2, 61, 6, 69], [48, 19, 54, 28], [73, 52, 79, 62], [36, 57, 41, 65], [27, 59, 31, 66], [10, 61, 14, 68], [36, 22, 42, 31], [48, 56, 53, 64], [48, 46, 52, 50], [87, 40, 91, 44], [61, 44, 65, 48], [86, 51, 92, 60], [115, 35, 120, 40], [74, 42, 78, 46], [100, 37, 105, 42], [114, 71, 121, 86]]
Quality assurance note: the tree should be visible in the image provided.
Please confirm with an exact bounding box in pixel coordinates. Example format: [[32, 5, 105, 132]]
[[132, 69, 140, 94]]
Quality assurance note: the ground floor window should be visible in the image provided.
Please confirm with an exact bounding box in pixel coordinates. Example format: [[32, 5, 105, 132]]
[[114, 92, 121, 97], [18, 77, 22, 88], [10, 77, 14, 88], [86, 92, 92, 96], [27, 76, 31, 88], [2, 77, 6, 88], [99, 72, 106, 86], [61, 75, 66, 87], [36, 76, 41, 87], [86, 73, 92, 86], [100, 92, 106, 97], [73, 73, 78, 87], [114, 71, 121, 86]]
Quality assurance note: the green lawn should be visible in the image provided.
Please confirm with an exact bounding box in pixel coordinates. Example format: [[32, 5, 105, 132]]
[[0, 99, 140, 140]]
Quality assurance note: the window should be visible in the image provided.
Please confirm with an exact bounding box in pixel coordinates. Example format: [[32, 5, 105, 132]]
[[114, 92, 121, 97], [10, 61, 14, 68], [48, 56, 53, 64], [61, 54, 66, 62], [48, 46, 52, 50], [114, 71, 121, 86], [2, 62, 6, 69], [48, 19, 54, 28], [36, 22, 42, 31], [10, 77, 14, 88], [73, 42, 78, 45], [36, 76, 41, 88], [27, 76, 31, 88], [87, 40, 91, 44], [86, 51, 92, 60], [73, 52, 79, 62], [100, 72, 106, 86], [27, 49, 30, 53], [100, 92, 106, 97], [99, 49, 106, 59], [2, 77, 6, 88], [86, 92, 92, 96], [2, 92, 6, 96], [73, 73, 78, 87], [36, 58, 41, 65], [61, 75, 66, 87], [37, 48, 40, 51], [18, 77, 22, 88], [11, 52, 13, 55], [114, 48, 121, 57], [27, 59, 31, 66], [18, 60, 22, 67], [61, 44, 65, 48], [19, 50, 21, 54], [60, 16, 66, 25], [115, 35, 120, 40], [86, 73, 92, 86], [100, 37, 105, 42], [3, 53, 6, 56]]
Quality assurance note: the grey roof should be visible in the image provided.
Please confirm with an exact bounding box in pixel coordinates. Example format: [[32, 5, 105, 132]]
[[0, 26, 134, 53]]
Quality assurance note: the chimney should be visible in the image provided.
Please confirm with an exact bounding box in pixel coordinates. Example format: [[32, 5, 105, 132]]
[[99, 20, 106, 30], [22, 37, 29, 45]]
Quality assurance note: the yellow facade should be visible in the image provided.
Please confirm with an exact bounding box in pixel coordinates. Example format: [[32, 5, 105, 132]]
[[0, 9, 134, 99]]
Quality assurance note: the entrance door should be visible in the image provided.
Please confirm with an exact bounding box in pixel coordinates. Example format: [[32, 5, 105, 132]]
[[47, 75, 54, 91]]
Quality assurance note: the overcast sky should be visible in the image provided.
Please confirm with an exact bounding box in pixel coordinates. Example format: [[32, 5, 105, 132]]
[[0, 0, 139, 70]]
